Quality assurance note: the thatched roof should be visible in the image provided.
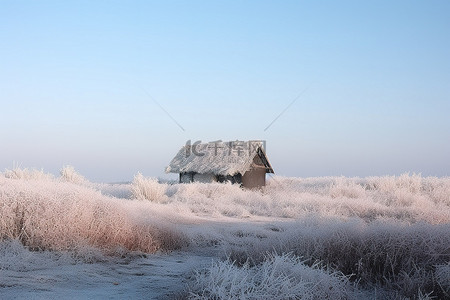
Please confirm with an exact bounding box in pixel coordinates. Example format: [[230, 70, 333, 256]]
[[165, 140, 274, 176]]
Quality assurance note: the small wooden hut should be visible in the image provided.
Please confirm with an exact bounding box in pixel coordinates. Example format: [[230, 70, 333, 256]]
[[165, 140, 274, 189]]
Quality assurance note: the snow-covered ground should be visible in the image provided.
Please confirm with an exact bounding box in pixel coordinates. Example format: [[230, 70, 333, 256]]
[[1, 168, 450, 299], [0, 239, 214, 299]]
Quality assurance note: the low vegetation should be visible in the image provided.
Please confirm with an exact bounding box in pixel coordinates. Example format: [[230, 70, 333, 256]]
[[1, 169, 449, 299], [0, 168, 186, 255]]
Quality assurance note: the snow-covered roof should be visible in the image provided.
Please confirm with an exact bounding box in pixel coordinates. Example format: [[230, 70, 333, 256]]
[[165, 140, 274, 176]]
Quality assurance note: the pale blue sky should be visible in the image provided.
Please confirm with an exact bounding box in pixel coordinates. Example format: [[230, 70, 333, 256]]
[[1, 1, 449, 182]]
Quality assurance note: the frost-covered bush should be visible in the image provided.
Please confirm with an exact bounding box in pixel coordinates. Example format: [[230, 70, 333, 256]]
[[2, 169, 449, 298], [225, 218, 450, 299], [167, 182, 256, 217], [0, 176, 186, 254], [163, 174, 450, 223], [189, 253, 358, 300], [59, 165, 87, 185], [366, 173, 423, 194], [131, 173, 168, 202], [329, 177, 366, 199], [435, 263, 450, 295], [177, 174, 449, 299], [3, 167, 54, 181]]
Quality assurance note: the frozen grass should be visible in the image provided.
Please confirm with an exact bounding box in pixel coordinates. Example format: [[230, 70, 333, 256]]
[[188, 253, 359, 300], [161, 174, 450, 224], [225, 218, 450, 299], [0, 173, 186, 254], [268, 174, 450, 223], [161, 174, 449, 299], [59, 165, 88, 185], [435, 263, 450, 295], [1, 170, 449, 298], [131, 172, 168, 203], [4, 166, 87, 185], [0, 238, 74, 271], [3, 167, 54, 181]]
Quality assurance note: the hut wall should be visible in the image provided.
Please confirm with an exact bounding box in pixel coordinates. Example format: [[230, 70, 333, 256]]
[[242, 167, 266, 189], [193, 173, 217, 183]]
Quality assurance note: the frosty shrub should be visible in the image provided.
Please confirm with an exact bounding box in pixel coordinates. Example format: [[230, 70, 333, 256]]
[[329, 177, 366, 199], [163, 174, 450, 223], [3, 167, 54, 181], [366, 173, 423, 194], [270, 175, 450, 223], [0, 176, 186, 254], [59, 165, 87, 185], [189, 253, 359, 300], [435, 263, 450, 295], [166, 182, 251, 217], [226, 218, 450, 299], [2, 170, 449, 298], [131, 173, 168, 202]]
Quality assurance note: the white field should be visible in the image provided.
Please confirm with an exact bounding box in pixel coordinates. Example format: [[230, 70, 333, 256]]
[[1, 167, 449, 299]]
